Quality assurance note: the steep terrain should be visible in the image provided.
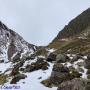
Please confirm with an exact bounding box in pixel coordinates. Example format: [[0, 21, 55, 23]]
[[49, 8, 90, 54], [0, 21, 36, 62], [1, 8, 90, 90]]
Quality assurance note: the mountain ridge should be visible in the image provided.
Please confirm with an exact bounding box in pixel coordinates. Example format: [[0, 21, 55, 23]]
[[48, 8, 90, 54]]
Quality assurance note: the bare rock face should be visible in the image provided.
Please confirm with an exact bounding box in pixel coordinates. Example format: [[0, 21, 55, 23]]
[[0, 21, 36, 62]]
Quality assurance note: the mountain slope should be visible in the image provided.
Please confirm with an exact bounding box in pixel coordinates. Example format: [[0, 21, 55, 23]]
[[49, 8, 90, 54], [0, 21, 36, 62]]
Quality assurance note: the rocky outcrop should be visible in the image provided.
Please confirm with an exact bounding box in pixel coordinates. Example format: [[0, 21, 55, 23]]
[[47, 53, 56, 62], [50, 63, 81, 86], [56, 54, 70, 63], [0, 21, 36, 62], [10, 74, 27, 84], [57, 78, 90, 90], [24, 58, 49, 72]]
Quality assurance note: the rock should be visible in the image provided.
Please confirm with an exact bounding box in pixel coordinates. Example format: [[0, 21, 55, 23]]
[[56, 54, 70, 63], [53, 63, 69, 72], [85, 59, 90, 69], [50, 63, 70, 85], [85, 85, 90, 90], [41, 79, 52, 88], [87, 74, 90, 79], [47, 53, 56, 62], [38, 77, 42, 79], [10, 61, 24, 76], [70, 55, 81, 63], [57, 78, 89, 90], [0, 60, 4, 63], [87, 55, 90, 60], [24, 59, 49, 72], [49, 63, 81, 86], [10, 74, 27, 84], [87, 69, 90, 74], [50, 72, 70, 85], [77, 67, 84, 73], [69, 70, 82, 79], [76, 61, 85, 66]]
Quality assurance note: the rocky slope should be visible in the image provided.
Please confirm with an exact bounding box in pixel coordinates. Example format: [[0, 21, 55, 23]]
[[48, 8, 90, 54], [0, 21, 36, 62]]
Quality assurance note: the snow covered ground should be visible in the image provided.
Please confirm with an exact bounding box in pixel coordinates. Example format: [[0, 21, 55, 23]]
[[18, 63, 57, 90], [3, 63, 57, 90]]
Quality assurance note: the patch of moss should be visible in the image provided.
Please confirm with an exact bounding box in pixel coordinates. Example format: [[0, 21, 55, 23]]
[[0, 75, 7, 85]]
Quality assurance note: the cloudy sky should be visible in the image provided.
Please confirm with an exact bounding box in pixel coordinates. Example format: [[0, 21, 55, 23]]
[[0, 0, 90, 46]]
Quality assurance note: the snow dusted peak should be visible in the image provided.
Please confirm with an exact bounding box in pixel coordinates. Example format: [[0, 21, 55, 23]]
[[0, 21, 36, 61]]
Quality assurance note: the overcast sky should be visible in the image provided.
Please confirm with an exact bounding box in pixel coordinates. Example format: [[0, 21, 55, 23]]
[[0, 0, 90, 46]]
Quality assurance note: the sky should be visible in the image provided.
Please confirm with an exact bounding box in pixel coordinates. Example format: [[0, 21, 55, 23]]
[[0, 0, 90, 46]]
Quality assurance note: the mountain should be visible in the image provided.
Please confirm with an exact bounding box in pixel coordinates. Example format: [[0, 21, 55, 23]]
[[48, 8, 90, 54], [1, 8, 90, 90], [0, 21, 36, 62]]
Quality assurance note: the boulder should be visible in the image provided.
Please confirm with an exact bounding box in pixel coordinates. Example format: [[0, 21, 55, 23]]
[[10, 74, 27, 84], [12, 53, 21, 63], [53, 63, 69, 72], [85, 59, 90, 69], [24, 59, 49, 72], [56, 54, 70, 63], [50, 63, 70, 85], [87, 55, 90, 60], [70, 55, 81, 63], [57, 78, 90, 90], [0, 75, 7, 85], [47, 53, 56, 62]]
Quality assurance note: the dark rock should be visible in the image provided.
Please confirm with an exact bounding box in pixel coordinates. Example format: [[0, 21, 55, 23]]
[[0, 60, 4, 63], [57, 78, 90, 90], [53, 63, 69, 72], [50, 72, 70, 85], [85, 59, 90, 69], [85, 85, 90, 90], [57, 78, 83, 90], [87, 69, 90, 74], [10, 61, 24, 76], [87, 55, 90, 60], [24, 59, 49, 72], [47, 53, 56, 62], [41, 79, 52, 88], [38, 77, 42, 79], [56, 54, 70, 63], [70, 55, 81, 63], [47, 63, 81, 86], [87, 74, 90, 79], [12, 53, 21, 63], [50, 63, 70, 85], [10, 74, 27, 84]]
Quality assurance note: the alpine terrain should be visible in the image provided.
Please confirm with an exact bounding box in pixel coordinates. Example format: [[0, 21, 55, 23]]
[[0, 8, 90, 90]]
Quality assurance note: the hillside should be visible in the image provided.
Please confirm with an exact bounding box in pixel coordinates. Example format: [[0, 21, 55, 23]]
[[49, 8, 90, 54]]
